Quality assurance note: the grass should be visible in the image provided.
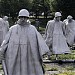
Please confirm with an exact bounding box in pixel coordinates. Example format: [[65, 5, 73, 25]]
[[44, 63, 75, 75], [43, 50, 75, 75], [58, 71, 75, 75], [43, 50, 75, 60]]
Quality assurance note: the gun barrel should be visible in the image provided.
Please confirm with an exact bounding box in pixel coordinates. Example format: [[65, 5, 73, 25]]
[[2, 60, 7, 75]]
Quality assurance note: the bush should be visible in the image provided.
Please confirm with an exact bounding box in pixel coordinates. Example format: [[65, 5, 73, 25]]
[[58, 71, 75, 75]]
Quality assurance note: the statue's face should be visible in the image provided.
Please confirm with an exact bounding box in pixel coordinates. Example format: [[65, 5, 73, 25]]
[[56, 16, 61, 21], [19, 16, 28, 23], [18, 16, 29, 26], [68, 18, 72, 23]]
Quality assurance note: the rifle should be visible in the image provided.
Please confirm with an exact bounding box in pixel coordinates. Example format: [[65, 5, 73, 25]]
[[2, 60, 7, 75]]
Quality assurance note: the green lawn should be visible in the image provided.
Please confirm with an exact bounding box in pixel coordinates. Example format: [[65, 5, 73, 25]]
[[43, 50, 75, 75], [44, 63, 75, 75], [43, 50, 75, 60]]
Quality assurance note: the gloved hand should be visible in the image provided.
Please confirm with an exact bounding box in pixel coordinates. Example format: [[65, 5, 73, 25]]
[[42, 52, 51, 60], [46, 51, 52, 60]]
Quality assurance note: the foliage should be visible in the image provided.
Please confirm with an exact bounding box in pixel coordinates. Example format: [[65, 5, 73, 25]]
[[58, 71, 75, 75], [0, 0, 32, 18], [31, 0, 51, 18], [44, 64, 58, 71], [48, 67, 58, 71], [65, 66, 74, 71], [51, 0, 75, 19], [43, 50, 75, 60], [1, 0, 75, 20]]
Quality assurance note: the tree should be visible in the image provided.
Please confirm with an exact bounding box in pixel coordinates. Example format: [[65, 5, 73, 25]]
[[0, 0, 32, 19], [31, 0, 43, 18], [51, 0, 75, 19], [31, 0, 51, 18], [43, 0, 51, 18]]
